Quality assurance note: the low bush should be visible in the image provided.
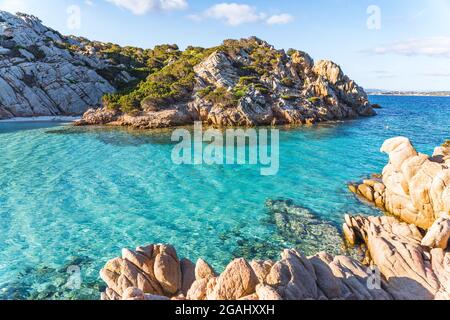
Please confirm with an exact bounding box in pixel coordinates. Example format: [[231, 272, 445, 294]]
[[307, 97, 321, 103]]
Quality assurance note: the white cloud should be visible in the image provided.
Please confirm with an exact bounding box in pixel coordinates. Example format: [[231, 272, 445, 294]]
[[369, 37, 450, 58], [419, 72, 450, 77], [0, 0, 27, 13], [201, 3, 265, 26], [266, 13, 294, 25], [159, 0, 187, 11], [190, 2, 294, 27], [106, 0, 187, 15]]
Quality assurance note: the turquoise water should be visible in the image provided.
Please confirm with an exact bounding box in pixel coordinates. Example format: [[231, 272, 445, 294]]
[[0, 96, 449, 299]]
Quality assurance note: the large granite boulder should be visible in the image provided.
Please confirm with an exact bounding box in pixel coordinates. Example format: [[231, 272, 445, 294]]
[[350, 137, 450, 229], [344, 215, 450, 300]]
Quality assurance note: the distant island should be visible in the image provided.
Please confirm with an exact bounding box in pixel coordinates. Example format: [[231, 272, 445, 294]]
[[367, 89, 450, 97]]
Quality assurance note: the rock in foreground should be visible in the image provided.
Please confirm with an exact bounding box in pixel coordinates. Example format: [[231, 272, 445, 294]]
[[100, 213, 449, 300], [350, 137, 450, 229], [344, 214, 450, 300]]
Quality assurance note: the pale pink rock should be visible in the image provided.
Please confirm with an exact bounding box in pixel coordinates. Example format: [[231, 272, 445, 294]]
[[154, 251, 182, 295], [422, 215, 450, 249], [195, 258, 216, 280], [212, 258, 259, 300]]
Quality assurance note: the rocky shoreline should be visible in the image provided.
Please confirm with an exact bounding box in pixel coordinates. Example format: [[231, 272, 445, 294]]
[[99, 137, 450, 300], [100, 213, 449, 301]]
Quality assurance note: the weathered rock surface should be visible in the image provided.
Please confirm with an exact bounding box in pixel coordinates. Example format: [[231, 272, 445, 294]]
[[421, 215, 450, 249], [77, 37, 376, 128], [0, 11, 132, 119], [350, 137, 450, 229], [100, 217, 450, 301], [344, 214, 449, 300]]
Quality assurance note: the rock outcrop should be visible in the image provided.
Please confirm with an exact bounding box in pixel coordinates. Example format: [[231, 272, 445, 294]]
[[350, 137, 450, 229], [0, 11, 133, 119], [101, 215, 450, 301], [343, 215, 450, 300], [77, 37, 376, 128]]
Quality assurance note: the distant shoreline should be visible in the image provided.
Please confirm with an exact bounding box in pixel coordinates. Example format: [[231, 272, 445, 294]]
[[0, 116, 81, 123], [368, 93, 450, 97]]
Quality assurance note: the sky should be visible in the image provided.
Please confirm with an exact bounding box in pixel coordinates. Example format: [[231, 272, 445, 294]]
[[1, 0, 449, 91]]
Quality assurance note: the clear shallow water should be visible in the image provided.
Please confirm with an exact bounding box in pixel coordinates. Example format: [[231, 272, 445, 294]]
[[0, 96, 449, 299]]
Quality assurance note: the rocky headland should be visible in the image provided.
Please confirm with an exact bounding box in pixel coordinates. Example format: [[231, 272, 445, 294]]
[[0, 11, 376, 127], [76, 36, 376, 128], [100, 137, 450, 301]]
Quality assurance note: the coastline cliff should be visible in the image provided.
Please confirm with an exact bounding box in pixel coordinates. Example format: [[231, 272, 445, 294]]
[[349, 137, 450, 229]]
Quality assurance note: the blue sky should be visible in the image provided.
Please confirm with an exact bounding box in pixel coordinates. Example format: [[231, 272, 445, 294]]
[[1, 0, 450, 91]]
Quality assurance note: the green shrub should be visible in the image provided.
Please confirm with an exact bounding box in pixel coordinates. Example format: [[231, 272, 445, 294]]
[[254, 84, 269, 95], [282, 95, 297, 101], [287, 48, 296, 56], [281, 77, 295, 88], [203, 87, 236, 107], [238, 76, 258, 86], [307, 97, 320, 103], [233, 87, 248, 100], [197, 86, 213, 98], [102, 46, 218, 113]]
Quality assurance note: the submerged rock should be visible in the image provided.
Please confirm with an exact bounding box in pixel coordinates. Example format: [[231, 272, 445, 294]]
[[266, 199, 344, 256], [1, 256, 104, 300]]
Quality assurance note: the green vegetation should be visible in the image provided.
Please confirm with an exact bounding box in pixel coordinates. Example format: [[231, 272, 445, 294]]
[[281, 77, 295, 88], [307, 97, 321, 103], [97, 37, 291, 114], [238, 76, 258, 86], [201, 87, 236, 107], [287, 48, 296, 57], [103, 46, 219, 113], [282, 95, 297, 101]]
